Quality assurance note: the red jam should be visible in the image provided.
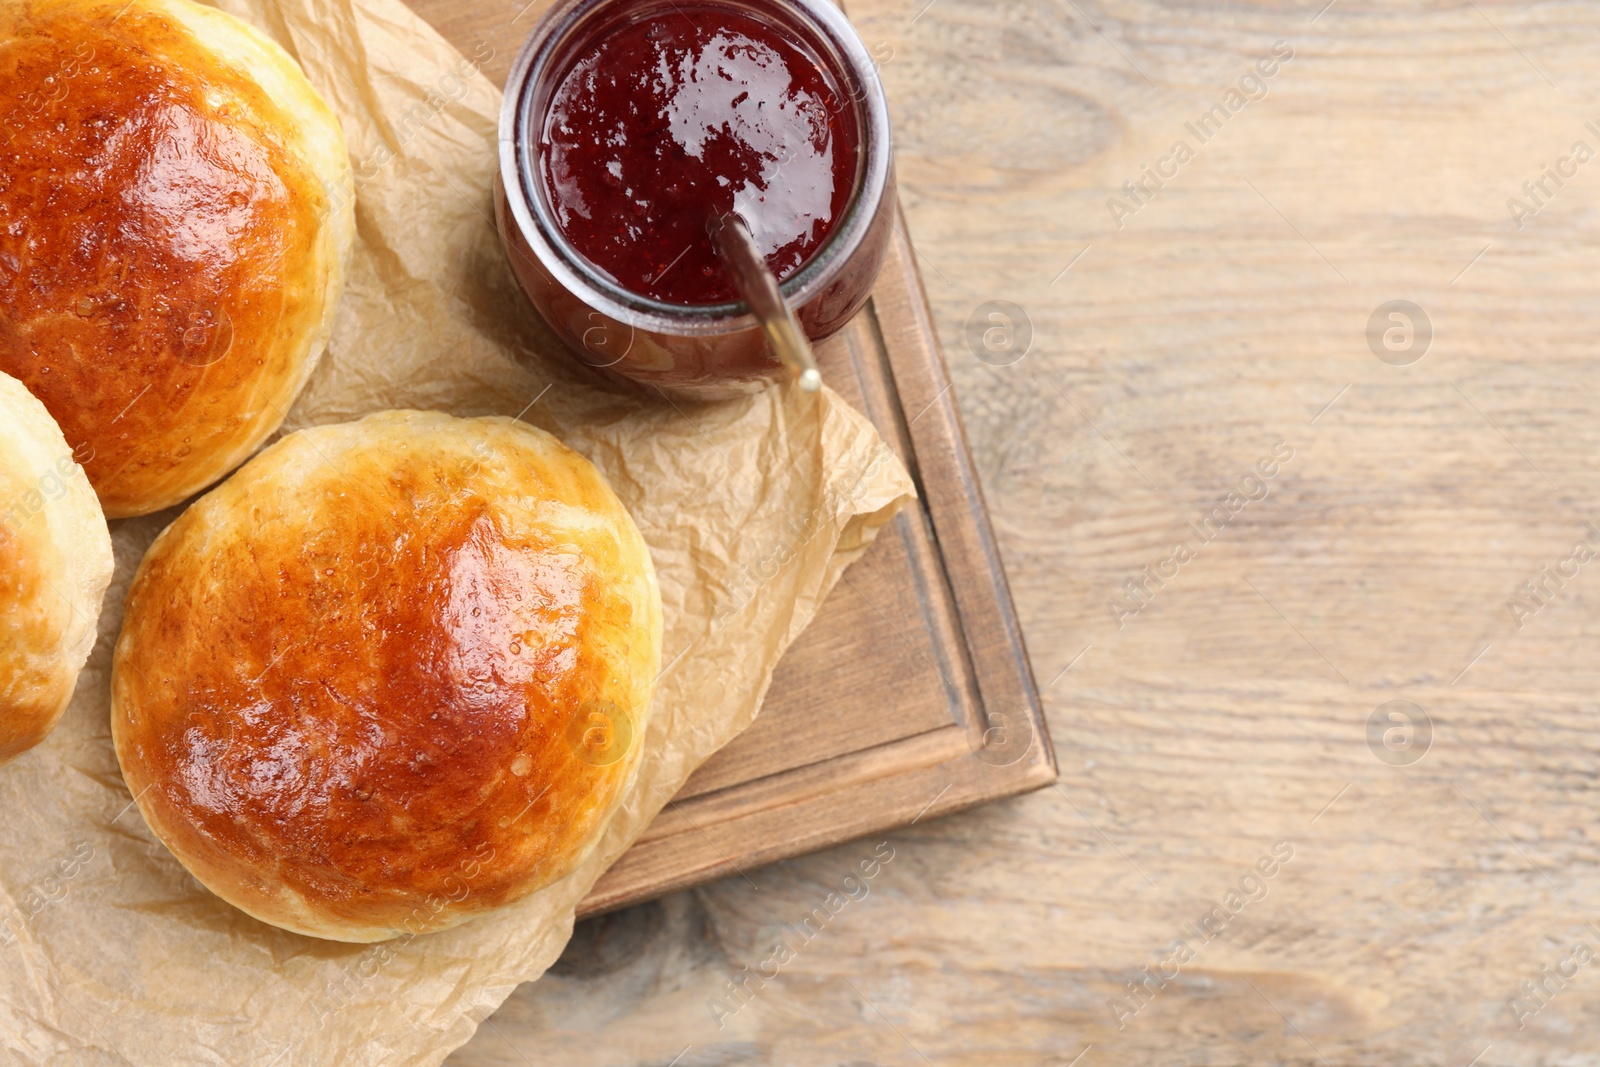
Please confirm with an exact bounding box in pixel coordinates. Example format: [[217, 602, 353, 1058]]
[[537, 3, 861, 306]]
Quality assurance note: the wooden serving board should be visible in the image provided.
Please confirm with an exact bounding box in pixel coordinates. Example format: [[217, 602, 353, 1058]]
[[406, 0, 1058, 917]]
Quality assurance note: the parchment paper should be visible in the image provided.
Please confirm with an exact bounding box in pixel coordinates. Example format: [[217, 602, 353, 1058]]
[[0, 0, 914, 1060]]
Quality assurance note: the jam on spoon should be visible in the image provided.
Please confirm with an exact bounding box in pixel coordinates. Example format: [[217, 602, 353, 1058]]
[[537, 2, 862, 307]]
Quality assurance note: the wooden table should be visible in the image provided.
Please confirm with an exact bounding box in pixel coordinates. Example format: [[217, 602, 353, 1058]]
[[444, 0, 1600, 1063]]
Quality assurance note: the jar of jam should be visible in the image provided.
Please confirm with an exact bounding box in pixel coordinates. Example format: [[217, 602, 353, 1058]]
[[496, 0, 896, 398]]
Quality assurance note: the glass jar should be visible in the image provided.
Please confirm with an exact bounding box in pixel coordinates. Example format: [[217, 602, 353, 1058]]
[[495, 0, 896, 399]]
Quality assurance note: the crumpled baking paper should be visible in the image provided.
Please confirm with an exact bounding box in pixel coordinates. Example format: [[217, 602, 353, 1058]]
[[0, 0, 914, 1060]]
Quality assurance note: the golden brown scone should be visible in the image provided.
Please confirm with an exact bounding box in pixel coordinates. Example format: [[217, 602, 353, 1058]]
[[112, 411, 663, 942], [0, 0, 354, 518], [0, 371, 114, 767]]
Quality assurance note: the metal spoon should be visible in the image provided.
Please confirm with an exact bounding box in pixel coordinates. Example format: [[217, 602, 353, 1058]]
[[710, 213, 822, 393]]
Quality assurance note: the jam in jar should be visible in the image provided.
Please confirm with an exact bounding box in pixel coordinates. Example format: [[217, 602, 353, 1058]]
[[497, 0, 895, 398]]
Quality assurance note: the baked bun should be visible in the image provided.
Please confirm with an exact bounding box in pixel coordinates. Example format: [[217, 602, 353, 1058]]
[[0, 0, 354, 518], [112, 411, 662, 942], [0, 371, 114, 766]]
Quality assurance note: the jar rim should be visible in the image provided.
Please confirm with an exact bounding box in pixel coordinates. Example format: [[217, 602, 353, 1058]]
[[497, 0, 893, 337]]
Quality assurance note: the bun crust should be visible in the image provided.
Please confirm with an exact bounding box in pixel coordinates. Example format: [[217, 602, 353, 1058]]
[[112, 411, 662, 942], [0, 372, 114, 766], [0, 0, 354, 517]]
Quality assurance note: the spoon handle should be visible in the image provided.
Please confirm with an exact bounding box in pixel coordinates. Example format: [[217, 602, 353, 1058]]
[[711, 214, 822, 393]]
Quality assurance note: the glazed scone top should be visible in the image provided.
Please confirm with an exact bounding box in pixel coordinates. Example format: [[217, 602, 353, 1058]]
[[112, 411, 663, 941], [0, 371, 114, 766], [0, 0, 353, 516]]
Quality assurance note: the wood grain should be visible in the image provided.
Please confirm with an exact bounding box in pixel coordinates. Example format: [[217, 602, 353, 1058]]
[[424, 0, 1600, 1063]]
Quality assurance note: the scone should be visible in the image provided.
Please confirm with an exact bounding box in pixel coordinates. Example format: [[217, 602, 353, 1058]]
[[0, 371, 114, 767], [0, 0, 354, 517], [111, 411, 663, 942]]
